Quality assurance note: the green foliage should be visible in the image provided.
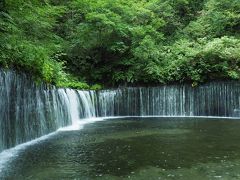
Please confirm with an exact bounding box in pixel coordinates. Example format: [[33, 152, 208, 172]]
[[0, 0, 67, 84], [163, 36, 240, 83], [56, 76, 103, 90], [55, 71, 103, 90], [0, 0, 239, 87], [63, 0, 240, 85], [57, 81, 90, 90], [90, 84, 103, 90]]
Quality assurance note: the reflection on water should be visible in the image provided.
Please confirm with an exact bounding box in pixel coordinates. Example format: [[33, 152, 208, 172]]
[[1, 117, 240, 179]]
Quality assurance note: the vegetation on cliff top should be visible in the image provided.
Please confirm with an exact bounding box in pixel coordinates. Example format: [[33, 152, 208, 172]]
[[0, 0, 239, 88]]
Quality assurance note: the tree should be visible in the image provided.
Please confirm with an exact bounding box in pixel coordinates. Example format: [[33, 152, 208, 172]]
[[0, 0, 239, 88]]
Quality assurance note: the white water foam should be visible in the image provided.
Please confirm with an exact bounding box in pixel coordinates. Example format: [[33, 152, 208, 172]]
[[0, 117, 112, 174], [58, 117, 105, 131], [118, 115, 240, 119], [0, 131, 58, 174], [57, 116, 126, 131]]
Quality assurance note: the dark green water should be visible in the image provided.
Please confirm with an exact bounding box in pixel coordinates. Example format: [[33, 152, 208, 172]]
[[2, 117, 240, 180]]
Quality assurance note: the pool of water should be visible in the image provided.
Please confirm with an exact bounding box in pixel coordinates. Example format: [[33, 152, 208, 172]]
[[1, 117, 240, 179]]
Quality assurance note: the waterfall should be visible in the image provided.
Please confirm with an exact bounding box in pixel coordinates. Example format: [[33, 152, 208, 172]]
[[77, 90, 96, 118], [0, 70, 96, 152], [63, 89, 97, 127], [65, 89, 81, 126], [96, 83, 240, 117], [0, 69, 71, 152], [1, 68, 240, 153]]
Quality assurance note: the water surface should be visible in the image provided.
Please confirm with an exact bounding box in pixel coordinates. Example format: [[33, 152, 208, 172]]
[[1, 117, 240, 179]]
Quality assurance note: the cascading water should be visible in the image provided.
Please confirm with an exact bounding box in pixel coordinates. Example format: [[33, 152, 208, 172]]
[[0, 70, 72, 152], [96, 83, 240, 117], [65, 89, 81, 126], [63, 89, 97, 129], [77, 90, 96, 118], [0, 70, 97, 152], [1, 68, 240, 153]]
